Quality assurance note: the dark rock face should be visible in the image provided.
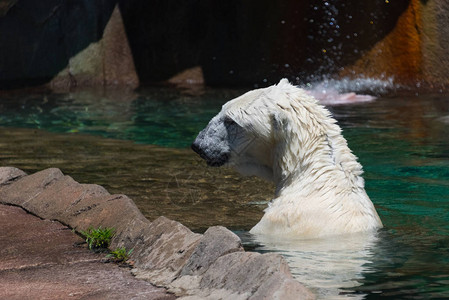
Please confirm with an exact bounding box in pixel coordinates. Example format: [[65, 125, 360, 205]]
[[118, 0, 207, 85], [49, 4, 139, 90], [3, 0, 449, 88], [118, 0, 409, 86], [0, 0, 117, 89], [0, 166, 315, 299], [0, 0, 409, 89]]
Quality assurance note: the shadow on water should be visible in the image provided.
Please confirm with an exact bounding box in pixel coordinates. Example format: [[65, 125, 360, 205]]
[[1, 86, 449, 298]]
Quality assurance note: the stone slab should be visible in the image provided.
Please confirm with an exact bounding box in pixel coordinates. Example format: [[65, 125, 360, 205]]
[[0, 204, 175, 300]]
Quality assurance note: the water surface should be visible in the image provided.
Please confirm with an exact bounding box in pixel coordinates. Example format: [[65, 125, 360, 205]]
[[0, 86, 448, 299]]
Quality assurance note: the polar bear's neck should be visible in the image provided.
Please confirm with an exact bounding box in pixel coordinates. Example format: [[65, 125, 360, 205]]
[[264, 99, 383, 235], [273, 96, 365, 201]]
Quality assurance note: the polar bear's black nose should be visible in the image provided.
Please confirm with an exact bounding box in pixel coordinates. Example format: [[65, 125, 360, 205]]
[[191, 141, 209, 161], [191, 141, 203, 156], [191, 141, 229, 167]]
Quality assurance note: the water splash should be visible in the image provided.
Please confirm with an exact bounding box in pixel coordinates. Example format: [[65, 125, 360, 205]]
[[300, 76, 398, 105]]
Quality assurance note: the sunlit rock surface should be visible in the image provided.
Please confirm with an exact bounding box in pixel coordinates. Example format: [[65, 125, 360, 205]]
[[0, 166, 315, 300], [341, 0, 449, 88], [0, 204, 175, 300]]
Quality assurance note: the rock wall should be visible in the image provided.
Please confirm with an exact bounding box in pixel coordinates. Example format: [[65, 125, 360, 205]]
[[341, 0, 449, 88], [0, 0, 138, 90], [0, 167, 314, 299], [117, 0, 410, 86], [49, 4, 139, 90], [1, 0, 449, 89]]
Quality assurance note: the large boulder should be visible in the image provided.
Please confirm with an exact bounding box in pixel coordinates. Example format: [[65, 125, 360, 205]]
[[49, 4, 139, 90], [0, 0, 137, 89], [180, 226, 244, 276], [131, 216, 202, 286]]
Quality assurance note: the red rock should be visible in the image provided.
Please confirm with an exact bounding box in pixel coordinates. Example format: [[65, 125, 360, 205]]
[[0, 204, 175, 300]]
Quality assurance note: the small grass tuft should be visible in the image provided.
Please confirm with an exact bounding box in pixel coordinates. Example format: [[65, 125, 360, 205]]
[[80, 226, 114, 250], [107, 247, 134, 263]]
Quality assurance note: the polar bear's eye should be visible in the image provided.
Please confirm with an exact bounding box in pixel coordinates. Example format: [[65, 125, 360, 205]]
[[224, 116, 237, 127]]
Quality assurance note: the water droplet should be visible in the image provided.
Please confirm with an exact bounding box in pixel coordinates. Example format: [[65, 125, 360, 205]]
[[229, 70, 234, 75], [281, 20, 286, 24], [284, 64, 290, 68]]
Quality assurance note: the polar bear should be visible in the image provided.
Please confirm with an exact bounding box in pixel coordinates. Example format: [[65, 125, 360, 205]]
[[191, 79, 382, 238]]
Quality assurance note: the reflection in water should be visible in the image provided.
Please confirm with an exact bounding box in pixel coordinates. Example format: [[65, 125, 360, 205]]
[[240, 231, 380, 299], [0, 87, 243, 148]]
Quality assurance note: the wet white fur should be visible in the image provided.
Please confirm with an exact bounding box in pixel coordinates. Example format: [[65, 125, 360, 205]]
[[205, 79, 382, 238]]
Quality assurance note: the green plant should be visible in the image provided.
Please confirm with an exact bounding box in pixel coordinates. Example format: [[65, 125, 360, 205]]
[[80, 226, 114, 250], [107, 247, 133, 262]]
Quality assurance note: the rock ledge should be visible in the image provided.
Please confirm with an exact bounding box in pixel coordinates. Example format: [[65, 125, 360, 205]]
[[0, 167, 314, 300]]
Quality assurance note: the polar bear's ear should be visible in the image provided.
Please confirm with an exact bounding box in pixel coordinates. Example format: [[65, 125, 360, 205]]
[[277, 78, 291, 86], [268, 80, 293, 110], [272, 110, 290, 140]]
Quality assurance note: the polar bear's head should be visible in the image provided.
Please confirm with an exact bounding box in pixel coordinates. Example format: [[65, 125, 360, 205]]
[[192, 79, 336, 184], [191, 86, 275, 181]]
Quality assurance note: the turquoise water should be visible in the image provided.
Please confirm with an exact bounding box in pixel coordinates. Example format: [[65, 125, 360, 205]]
[[1, 86, 449, 298], [0, 87, 239, 148]]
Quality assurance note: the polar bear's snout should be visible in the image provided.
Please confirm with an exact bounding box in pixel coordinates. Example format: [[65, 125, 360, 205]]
[[192, 115, 231, 167]]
